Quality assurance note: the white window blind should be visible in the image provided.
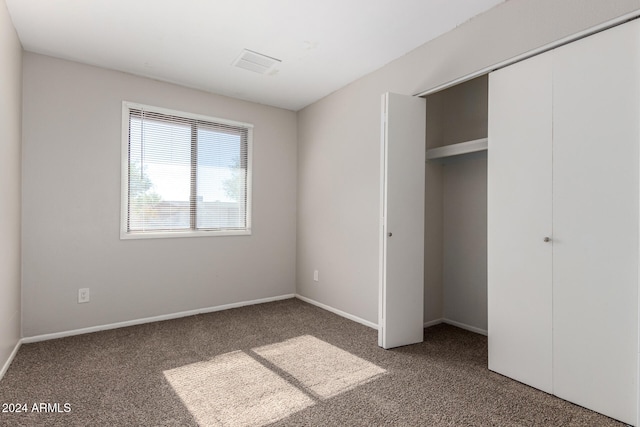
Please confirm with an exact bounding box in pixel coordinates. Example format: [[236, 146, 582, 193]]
[[122, 102, 252, 238]]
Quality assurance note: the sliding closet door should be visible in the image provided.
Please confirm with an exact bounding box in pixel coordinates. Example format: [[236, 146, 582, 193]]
[[552, 21, 639, 425], [487, 52, 553, 393]]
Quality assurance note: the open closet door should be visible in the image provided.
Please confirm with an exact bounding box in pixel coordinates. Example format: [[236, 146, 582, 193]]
[[379, 92, 426, 349]]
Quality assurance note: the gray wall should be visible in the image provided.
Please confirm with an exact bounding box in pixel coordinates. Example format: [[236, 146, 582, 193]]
[[296, 0, 640, 325], [0, 0, 22, 372], [21, 53, 297, 337], [442, 154, 488, 330], [426, 76, 488, 149]]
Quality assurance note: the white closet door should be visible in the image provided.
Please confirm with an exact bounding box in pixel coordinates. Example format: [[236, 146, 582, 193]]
[[487, 52, 553, 393], [379, 92, 425, 349], [552, 21, 639, 425]]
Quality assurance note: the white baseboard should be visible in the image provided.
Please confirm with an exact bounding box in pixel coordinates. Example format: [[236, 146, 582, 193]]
[[442, 318, 488, 336], [0, 340, 21, 381], [423, 318, 487, 336], [295, 294, 378, 330], [22, 294, 296, 344], [19, 293, 485, 345], [423, 318, 444, 328]]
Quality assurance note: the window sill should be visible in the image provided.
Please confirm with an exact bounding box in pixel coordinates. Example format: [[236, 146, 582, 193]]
[[120, 229, 251, 240]]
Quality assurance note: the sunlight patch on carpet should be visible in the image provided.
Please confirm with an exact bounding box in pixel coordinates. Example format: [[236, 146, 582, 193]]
[[163, 350, 314, 427], [253, 335, 386, 399]]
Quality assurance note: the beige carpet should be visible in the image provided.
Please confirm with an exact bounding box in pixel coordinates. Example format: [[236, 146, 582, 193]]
[[164, 350, 314, 427], [0, 298, 625, 426]]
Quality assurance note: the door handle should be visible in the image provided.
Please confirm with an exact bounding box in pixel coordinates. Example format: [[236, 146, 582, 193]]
[[388, 232, 393, 237], [544, 236, 551, 242]]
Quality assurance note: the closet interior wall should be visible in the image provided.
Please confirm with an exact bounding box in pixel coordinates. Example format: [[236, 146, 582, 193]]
[[424, 75, 488, 333]]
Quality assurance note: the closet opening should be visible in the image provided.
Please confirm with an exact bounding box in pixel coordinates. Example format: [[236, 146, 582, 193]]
[[422, 74, 488, 337]]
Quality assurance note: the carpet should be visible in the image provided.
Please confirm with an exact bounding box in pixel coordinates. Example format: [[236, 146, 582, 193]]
[[0, 298, 625, 426]]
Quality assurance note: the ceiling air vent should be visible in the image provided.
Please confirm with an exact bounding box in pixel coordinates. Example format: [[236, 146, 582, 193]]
[[232, 49, 281, 74]]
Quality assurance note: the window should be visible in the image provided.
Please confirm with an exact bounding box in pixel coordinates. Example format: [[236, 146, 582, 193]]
[[121, 102, 252, 239]]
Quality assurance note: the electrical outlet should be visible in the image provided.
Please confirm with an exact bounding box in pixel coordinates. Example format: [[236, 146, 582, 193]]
[[78, 288, 90, 303], [313, 270, 319, 282]]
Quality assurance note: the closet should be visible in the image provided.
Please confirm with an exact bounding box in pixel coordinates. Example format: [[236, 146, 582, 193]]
[[380, 16, 639, 426], [424, 76, 488, 334], [488, 19, 639, 425], [378, 78, 488, 350]]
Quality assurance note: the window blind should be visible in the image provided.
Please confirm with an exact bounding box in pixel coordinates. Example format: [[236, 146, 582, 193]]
[[125, 105, 251, 235]]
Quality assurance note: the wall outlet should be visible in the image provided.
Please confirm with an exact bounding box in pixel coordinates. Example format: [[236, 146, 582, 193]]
[[313, 270, 319, 282], [78, 288, 90, 303]]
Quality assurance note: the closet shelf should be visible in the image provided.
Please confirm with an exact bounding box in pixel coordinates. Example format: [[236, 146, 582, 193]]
[[426, 137, 488, 160]]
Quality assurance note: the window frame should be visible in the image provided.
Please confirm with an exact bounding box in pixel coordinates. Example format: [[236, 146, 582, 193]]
[[120, 101, 253, 240]]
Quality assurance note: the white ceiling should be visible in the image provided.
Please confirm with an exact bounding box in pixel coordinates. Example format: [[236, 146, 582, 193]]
[[5, 0, 505, 111]]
